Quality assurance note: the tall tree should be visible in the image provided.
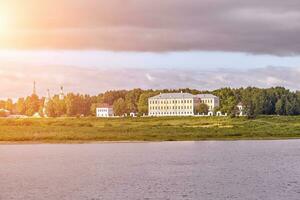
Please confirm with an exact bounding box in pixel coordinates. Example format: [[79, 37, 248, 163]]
[[25, 94, 40, 116], [113, 98, 127, 116], [125, 88, 143, 113], [195, 103, 209, 114], [275, 99, 285, 115], [137, 91, 158, 115], [5, 99, 14, 112], [16, 98, 26, 114]]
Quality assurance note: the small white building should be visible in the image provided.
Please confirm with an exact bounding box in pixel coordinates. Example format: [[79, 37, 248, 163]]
[[237, 102, 245, 116], [0, 109, 10, 117], [96, 105, 114, 118]]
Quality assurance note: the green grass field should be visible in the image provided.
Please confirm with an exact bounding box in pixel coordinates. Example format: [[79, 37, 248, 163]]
[[1, 116, 300, 143]]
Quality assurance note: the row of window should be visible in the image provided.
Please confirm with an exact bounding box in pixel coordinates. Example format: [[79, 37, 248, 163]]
[[150, 105, 193, 110], [149, 99, 193, 105], [201, 99, 213, 104], [97, 113, 109, 116], [150, 111, 194, 115], [97, 109, 108, 113]]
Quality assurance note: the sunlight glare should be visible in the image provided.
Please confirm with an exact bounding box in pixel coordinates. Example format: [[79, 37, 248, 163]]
[[0, 9, 12, 34]]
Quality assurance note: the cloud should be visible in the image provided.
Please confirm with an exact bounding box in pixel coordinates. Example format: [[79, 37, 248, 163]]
[[0, 64, 299, 98], [1, 0, 300, 55], [145, 73, 154, 81]]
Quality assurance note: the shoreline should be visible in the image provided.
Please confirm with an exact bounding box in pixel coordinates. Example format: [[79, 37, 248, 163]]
[[1, 137, 300, 145], [1, 116, 300, 144]]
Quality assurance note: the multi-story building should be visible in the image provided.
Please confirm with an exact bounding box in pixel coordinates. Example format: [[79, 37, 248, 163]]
[[148, 92, 198, 116], [196, 94, 220, 111], [148, 92, 220, 116]]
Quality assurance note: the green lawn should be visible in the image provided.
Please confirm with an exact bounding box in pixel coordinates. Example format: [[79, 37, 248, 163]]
[[0, 116, 300, 143]]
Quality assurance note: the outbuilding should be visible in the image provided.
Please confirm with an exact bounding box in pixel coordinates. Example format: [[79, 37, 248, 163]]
[[96, 104, 114, 118]]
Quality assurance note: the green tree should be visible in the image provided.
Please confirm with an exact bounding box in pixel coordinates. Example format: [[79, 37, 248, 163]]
[[113, 98, 127, 116], [16, 98, 26, 114], [25, 94, 40, 116], [196, 103, 209, 114], [5, 99, 14, 112], [65, 93, 77, 116], [90, 103, 98, 116], [125, 89, 143, 113], [275, 99, 285, 115], [51, 95, 66, 117], [0, 100, 5, 109], [137, 92, 158, 115], [45, 99, 56, 117]]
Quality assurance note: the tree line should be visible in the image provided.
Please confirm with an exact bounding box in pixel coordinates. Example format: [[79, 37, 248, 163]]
[[1, 87, 300, 118]]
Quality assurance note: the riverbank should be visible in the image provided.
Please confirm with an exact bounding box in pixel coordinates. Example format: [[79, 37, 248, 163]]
[[0, 116, 300, 143]]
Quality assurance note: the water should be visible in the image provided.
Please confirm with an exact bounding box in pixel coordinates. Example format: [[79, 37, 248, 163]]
[[1, 141, 300, 200]]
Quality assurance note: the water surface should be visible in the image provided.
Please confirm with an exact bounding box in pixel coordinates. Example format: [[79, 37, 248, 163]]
[[1, 141, 300, 200]]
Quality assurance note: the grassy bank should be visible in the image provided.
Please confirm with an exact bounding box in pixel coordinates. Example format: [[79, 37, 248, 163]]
[[0, 116, 300, 143]]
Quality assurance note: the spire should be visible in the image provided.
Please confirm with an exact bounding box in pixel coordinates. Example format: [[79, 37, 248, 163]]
[[33, 81, 36, 95]]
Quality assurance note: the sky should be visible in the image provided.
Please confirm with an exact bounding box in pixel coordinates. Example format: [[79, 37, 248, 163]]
[[1, 0, 300, 98]]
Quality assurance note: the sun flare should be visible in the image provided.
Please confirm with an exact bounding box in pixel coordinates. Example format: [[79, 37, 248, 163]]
[[0, 9, 12, 34]]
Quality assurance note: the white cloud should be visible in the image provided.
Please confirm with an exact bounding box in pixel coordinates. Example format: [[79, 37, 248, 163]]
[[0, 64, 300, 98], [145, 73, 154, 81]]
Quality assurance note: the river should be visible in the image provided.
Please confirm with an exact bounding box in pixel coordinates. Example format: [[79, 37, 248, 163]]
[[1, 140, 300, 200]]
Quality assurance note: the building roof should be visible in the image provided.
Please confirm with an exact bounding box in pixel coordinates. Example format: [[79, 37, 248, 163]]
[[96, 103, 113, 108], [149, 92, 219, 100], [195, 94, 218, 99], [149, 93, 195, 99], [0, 109, 10, 113]]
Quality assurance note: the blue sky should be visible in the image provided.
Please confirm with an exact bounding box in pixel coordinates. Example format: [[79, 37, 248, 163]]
[[1, 50, 300, 70]]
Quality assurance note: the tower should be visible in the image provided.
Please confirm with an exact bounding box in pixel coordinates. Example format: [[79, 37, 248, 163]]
[[44, 89, 51, 106], [33, 81, 36, 95], [59, 86, 65, 100], [43, 89, 51, 117]]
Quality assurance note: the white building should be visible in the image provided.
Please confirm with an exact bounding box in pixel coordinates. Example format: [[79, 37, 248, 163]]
[[148, 92, 198, 116], [59, 86, 65, 100], [96, 105, 114, 118], [237, 102, 245, 116], [148, 92, 220, 117], [196, 94, 220, 111]]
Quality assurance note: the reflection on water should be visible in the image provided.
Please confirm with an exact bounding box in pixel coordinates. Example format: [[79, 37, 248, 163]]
[[1, 141, 300, 200]]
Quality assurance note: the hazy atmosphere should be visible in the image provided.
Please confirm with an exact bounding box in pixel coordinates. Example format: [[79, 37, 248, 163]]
[[1, 0, 300, 98]]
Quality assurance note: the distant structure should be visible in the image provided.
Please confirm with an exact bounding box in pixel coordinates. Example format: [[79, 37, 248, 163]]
[[195, 94, 220, 111], [0, 109, 10, 117], [43, 86, 65, 117], [33, 81, 37, 95], [59, 86, 65, 100], [148, 92, 220, 117], [96, 104, 114, 118], [43, 89, 51, 117], [237, 102, 245, 116]]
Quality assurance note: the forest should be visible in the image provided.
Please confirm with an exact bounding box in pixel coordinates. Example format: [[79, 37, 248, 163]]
[[1, 87, 300, 118]]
